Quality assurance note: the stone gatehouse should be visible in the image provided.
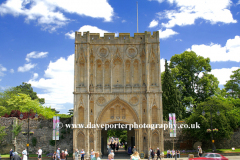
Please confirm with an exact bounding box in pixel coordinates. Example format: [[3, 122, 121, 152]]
[[73, 31, 164, 157]]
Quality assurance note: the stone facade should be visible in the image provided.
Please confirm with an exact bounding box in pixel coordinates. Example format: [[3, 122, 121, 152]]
[[73, 31, 164, 157], [0, 117, 73, 154]]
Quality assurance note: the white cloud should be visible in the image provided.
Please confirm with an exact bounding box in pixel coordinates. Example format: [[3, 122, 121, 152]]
[[159, 28, 178, 39], [210, 67, 240, 85], [188, 36, 240, 62], [18, 63, 36, 72], [28, 54, 74, 109], [0, 0, 114, 31], [149, 19, 158, 28], [0, 64, 7, 77], [32, 73, 38, 80], [175, 39, 182, 41], [10, 69, 14, 73], [122, 20, 126, 23], [26, 51, 48, 62], [156, 0, 237, 28], [237, 0, 240, 5], [65, 25, 118, 39]]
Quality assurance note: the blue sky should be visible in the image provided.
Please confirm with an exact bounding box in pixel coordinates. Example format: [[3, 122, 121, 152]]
[[0, 0, 240, 114]]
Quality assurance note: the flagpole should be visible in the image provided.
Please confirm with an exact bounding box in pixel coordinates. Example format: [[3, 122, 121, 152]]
[[137, 1, 138, 33]]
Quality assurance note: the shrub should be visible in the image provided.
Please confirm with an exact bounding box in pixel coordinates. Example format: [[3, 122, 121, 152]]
[[32, 137, 37, 146]]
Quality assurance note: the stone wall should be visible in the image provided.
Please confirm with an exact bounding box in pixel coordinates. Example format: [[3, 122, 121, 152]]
[[1, 117, 240, 154], [163, 121, 240, 150], [0, 117, 73, 154]]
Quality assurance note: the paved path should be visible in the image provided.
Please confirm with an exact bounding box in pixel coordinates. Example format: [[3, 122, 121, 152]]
[[101, 148, 240, 160]]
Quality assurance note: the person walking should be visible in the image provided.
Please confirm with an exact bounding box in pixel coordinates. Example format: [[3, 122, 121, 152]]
[[116, 143, 119, 152], [80, 149, 85, 160], [90, 149, 95, 160], [37, 147, 42, 160], [22, 149, 27, 160], [74, 149, 79, 160], [60, 150, 66, 160], [151, 148, 155, 160], [65, 149, 69, 160], [110, 150, 114, 159], [52, 152, 57, 160], [132, 146, 136, 153], [57, 148, 61, 160], [198, 146, 202, 157], [148, 148, 152, 160], [10, 149, 13, 160], [91, 152, 101, 160], [156, 148, 161, 160]]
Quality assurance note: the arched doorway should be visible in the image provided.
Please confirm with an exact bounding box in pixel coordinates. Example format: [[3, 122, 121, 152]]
[[96, 97, 139, 158]]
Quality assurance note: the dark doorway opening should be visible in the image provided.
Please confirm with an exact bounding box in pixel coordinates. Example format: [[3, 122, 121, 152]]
[[101, 124, 135, 159]]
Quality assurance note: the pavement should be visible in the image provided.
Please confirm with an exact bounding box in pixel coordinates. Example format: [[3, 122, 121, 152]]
[[100, 148, 240, 160]]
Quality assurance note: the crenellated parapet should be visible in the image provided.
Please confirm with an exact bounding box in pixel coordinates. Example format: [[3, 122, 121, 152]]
[[75, 31, 159, 44]]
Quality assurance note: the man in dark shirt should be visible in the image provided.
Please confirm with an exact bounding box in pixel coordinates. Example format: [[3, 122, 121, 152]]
[[10, 149, 13, 160], [156, 148, 161, 160]]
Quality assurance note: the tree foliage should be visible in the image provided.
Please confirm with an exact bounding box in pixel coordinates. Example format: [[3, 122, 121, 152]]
[[107, 129, 127, 143], [169, 51, 219, 110], [15, 82, 45, 104], [1, 93, 55, 119], [184, 97, 239, 142], [162, 59, 185, 120], [12, 123, 22, 138], [224, 69, 240, 99]]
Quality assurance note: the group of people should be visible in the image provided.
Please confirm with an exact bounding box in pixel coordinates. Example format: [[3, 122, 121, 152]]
[[53, 148, 69, 160], [9, 148, 43, 160], [166, 149, 180, 158], [108, 142, 120, 152], [148, 148, 161, 160], [74, 149, 101, 160]]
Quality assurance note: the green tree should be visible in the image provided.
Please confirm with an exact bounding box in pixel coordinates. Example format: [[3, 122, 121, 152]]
[[185, 97, 239, 142], [169, 51, 219, 110], [162, 59, 184, 120], [224, 69, 240, 99], [12, 123, 22, 138], [15, 82, 45, 104], [3, 93, 55, 119]]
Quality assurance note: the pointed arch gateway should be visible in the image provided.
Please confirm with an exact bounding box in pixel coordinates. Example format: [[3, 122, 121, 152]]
[[96, 97, 139, 124]]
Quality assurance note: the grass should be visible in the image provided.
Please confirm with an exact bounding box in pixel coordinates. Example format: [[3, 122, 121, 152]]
[[204, 149, 240, 153], [0, 154, 73, 158], [0, 154, 48, 158]]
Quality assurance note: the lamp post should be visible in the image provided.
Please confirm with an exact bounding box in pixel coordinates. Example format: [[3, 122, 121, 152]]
[[20, 110, 38, 158], [202, 105, 220, 153]]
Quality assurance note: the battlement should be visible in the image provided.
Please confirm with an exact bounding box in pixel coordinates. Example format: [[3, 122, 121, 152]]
[[75, 31, 159, 43]]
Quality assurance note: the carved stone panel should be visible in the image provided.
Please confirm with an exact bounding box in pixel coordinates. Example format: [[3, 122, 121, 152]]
[[126, 47, 137, 58], [130, 96, 139, 105], [98, 47, 108, 58], [97, 97, 106, 106]]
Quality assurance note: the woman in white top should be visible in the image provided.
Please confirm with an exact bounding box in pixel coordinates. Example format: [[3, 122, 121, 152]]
[[22, 149, 27, 160], [130, 151, 140, 160], [90, 149, 95, 159]]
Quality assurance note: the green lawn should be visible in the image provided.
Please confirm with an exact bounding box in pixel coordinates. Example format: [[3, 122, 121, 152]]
[[0, 154, 73, 158], [204, 149, 240, 153], [0, 154, 47, 158]]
